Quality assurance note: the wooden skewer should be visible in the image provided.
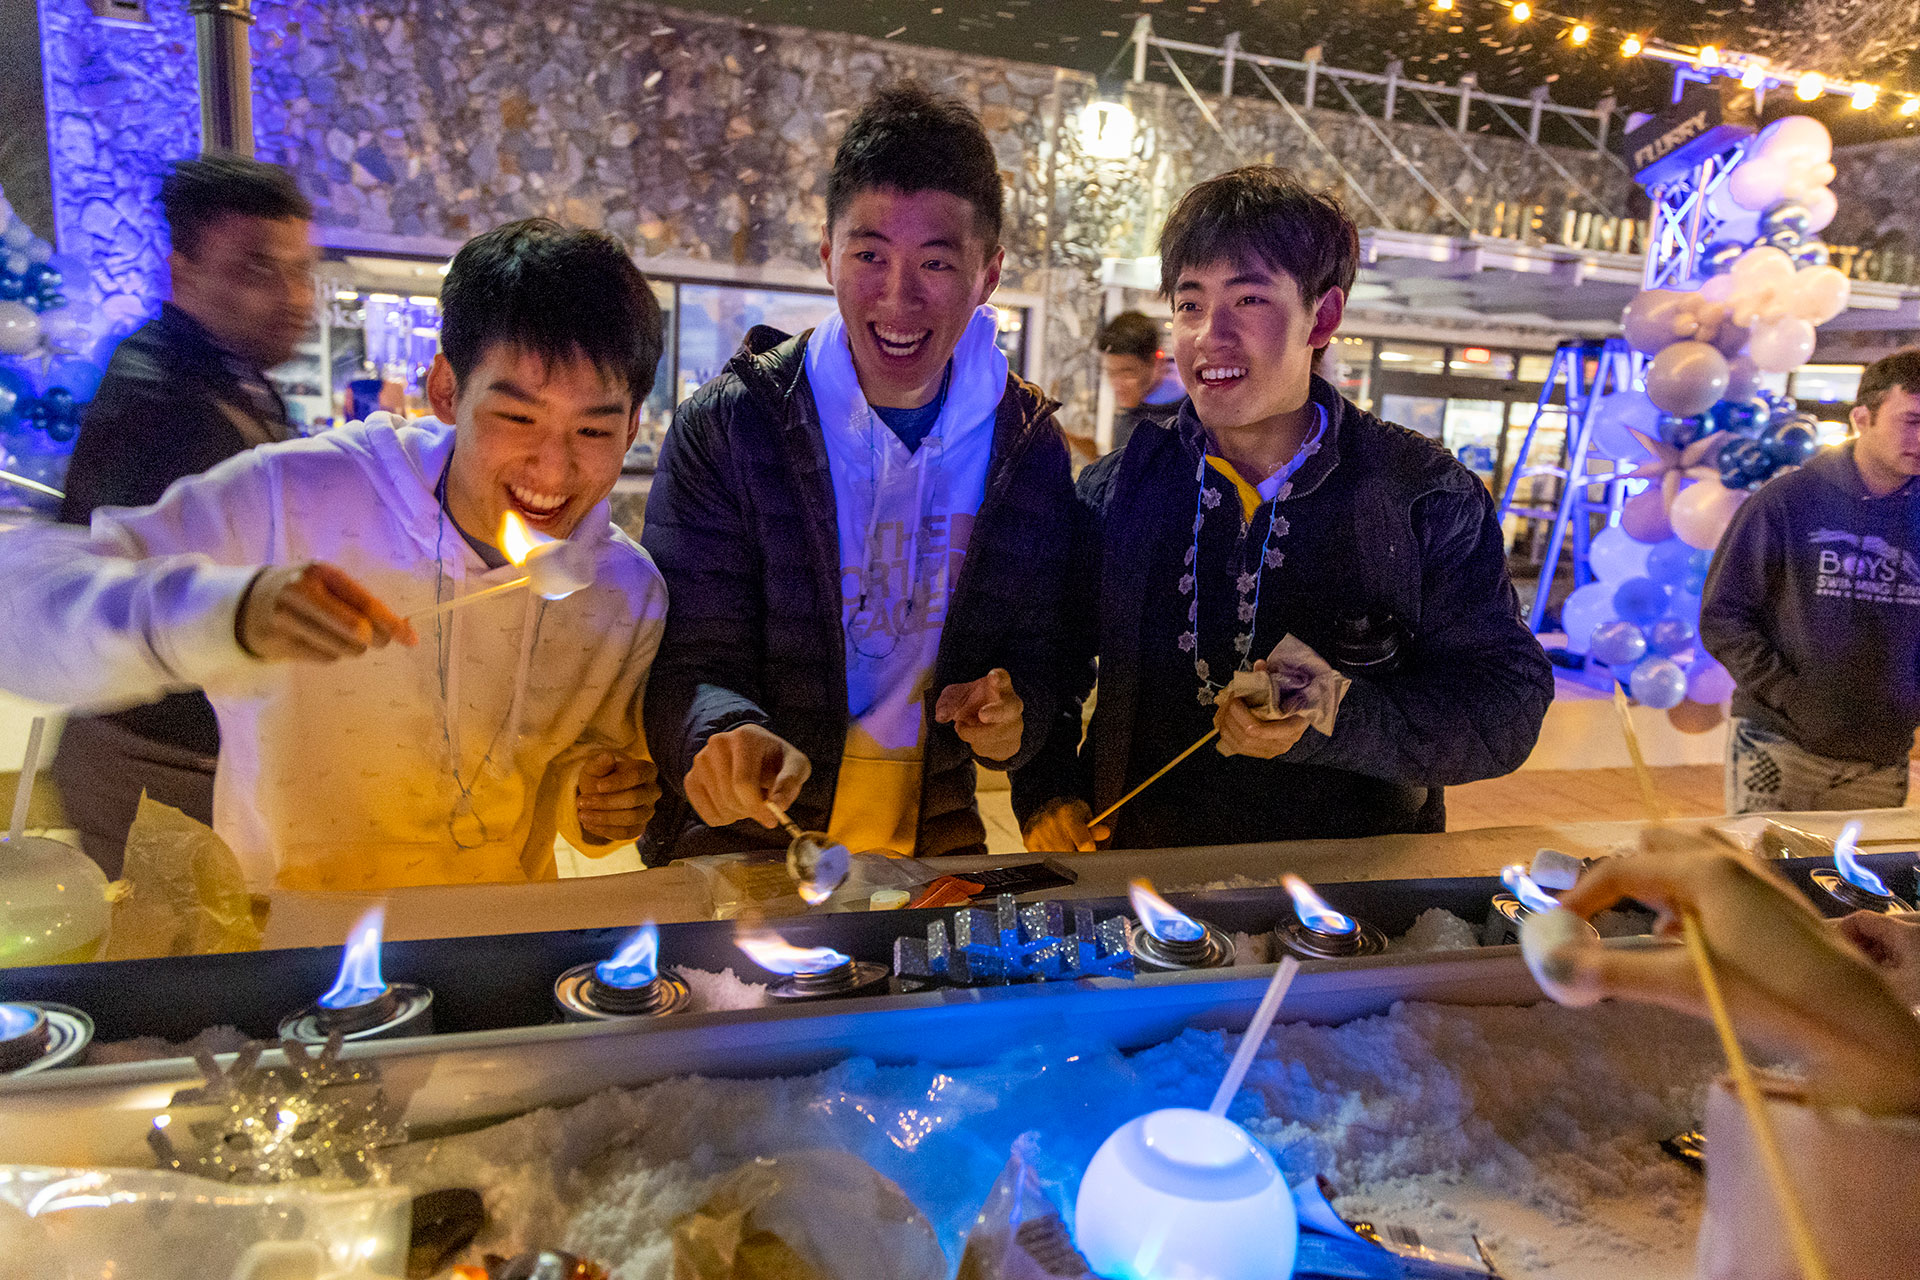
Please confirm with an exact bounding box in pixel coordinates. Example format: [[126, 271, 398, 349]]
[[1680, 913, 1832, 1280], [1089, 727, 1221, 828], [406, 574, 530, 623], [764, 801, 807, 841], [1610, 685, 1665, 822]]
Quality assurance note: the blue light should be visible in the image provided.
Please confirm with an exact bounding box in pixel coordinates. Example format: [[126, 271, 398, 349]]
[[1502, 865, 1560, 914], [318, 909, 389, 1009], [0, 1003, 39, 1042], [596, 922, 660, 989]]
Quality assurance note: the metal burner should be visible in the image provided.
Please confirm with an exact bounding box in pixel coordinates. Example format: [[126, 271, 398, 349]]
[[1810, 869, 1914, 915], [1125, 918, 1235, 971], [1481, 894, 1530, 947], [765, 959, 892, 1002], [278, 983, 434, 1044], [1278, 916, 1388, 961], [553, 963, 692, 1021], [0, 1002, 91, 1077]]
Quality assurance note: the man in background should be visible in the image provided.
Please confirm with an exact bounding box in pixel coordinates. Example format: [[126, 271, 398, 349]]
[[1703, 349, 1920, 813], [53, 155, 316, 875], [1097, 310, 1184, 452]]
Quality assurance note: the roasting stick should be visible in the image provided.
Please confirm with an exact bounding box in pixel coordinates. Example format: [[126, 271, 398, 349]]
[[1681, 914, 1832, 1280], [406, 574, 532, 623], [764, 800, 808, 842], [1208, 954, 1302, 1116], [1609, 688, 1827, 1278], [7, 717, 46, 845], [1089, 727, 1220, 828]]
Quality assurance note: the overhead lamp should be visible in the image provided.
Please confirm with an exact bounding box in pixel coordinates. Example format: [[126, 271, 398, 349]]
[[1796, 71, 1826, 100], [1077, 99, 1137, 161], [1620, 35, 1643, 57], [1697, 45, 1720, 69], [1902, 98, 1920, 117], [1433, 0, 1454, 10], [1511, 2, 1530, 20], [1570, 23, 1590, 45], [1851, 83, 1879, 110]]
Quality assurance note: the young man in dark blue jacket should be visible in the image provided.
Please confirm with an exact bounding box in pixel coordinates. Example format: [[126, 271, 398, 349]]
[[639, 85, 1076, 864], [1018, 167, 1552, 851], [1703, 350, 1920, 813]]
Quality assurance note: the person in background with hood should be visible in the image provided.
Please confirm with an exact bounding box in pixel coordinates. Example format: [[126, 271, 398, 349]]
[[640, 83, 1077, 863], [54, 155, 315, 877], [1097, 310, 1185, 454], [0, 220, 667, 891]]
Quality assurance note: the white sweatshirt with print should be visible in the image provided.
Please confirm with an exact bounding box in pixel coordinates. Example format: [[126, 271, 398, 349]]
[[0, 414, 666, 891]]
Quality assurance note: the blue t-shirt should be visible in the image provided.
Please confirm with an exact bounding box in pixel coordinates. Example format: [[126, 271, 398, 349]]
[[870, 364, 952, 452]]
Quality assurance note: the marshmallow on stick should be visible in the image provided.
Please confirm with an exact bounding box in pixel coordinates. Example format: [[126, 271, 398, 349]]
[[411, 511, 596, 622]]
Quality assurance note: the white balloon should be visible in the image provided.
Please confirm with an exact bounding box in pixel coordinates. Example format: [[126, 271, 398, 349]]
[[1587, 390, 1658, 460], [1760, 115, 1833, 165], [1730, 246, 1796, 288], [1670, 479, 1749, 550], [1590, 525, 1655, 581], [1724, 353, 1761, 403], [1748, 314, 1818, 373], [1560, 582, 1615, 655], [1621, 290, 1696, 355], [1788, 265, 1851, 325], [1645, 341, 1732, 417], [1729, 155, 1788, 211], [0, 300, 40, 355], [1799, 185, 1838, 233], [1706, 180, 1761, 243], [1699, 273, 1738, 304], [37, 304, 90, 351]]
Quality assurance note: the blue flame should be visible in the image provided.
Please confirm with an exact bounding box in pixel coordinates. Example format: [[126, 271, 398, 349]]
[[596, 922, 660, 988], [0, 1003, 39, 1042], [318, 908, 390, 1009], [1129, 879, 1206, 942], [1281, 874, 1358, 935], [1502, 865, 1560, 914], [1833, 821, 1892, 897]]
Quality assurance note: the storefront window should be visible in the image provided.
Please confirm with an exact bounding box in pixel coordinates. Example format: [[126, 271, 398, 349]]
[[1323, 335, 1373, 408], [677, 284, 838, 404], [1446, 348, 1517, 380], [1380, 393, 1445, 439], [1376, 341, 1446, 376], [1444, 399, 1506, 476], [1790, 364, 1862, 407], [1516, 353, 1556, 383]]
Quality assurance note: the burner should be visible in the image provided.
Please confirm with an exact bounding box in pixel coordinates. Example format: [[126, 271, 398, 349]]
[[764, 959, 892, 1001], [554, 963, 692, 1020], [0, 1001, 92, 1076], [279, 983, 434, 1044], [1125, 917, 1236, 971], [1810, 868, 1914, 915], [1481, 894, 1531, 946], [1277, 915, 1388, 961]]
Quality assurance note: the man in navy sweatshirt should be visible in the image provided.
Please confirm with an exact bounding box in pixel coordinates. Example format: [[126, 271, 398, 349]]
[[1702, 350, 1920, 813]]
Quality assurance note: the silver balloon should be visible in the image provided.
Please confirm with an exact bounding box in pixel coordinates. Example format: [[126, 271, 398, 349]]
[[1644, 341, 1731, 418]]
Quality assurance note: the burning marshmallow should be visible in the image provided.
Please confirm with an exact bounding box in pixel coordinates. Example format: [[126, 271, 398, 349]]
[[1529, 848, 1590, 892], [501, 511, 596, 600], [1521, 908, 1606, 1008]]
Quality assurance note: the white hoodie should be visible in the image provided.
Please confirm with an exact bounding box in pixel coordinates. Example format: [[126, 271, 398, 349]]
[[803, 305, 1008, 854], [0, 415, 667, 891]]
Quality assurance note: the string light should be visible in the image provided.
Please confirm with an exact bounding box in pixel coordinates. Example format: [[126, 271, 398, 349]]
[[1739, 62, 1767, 90], [1796, 71, 1827, 100], [1570, 22, 1590, 45], [1851, 83, 1879, 109], [1903, 98, 1920, 117], [1432, 0, 1454, 10], [1620, 34, 1642, 57], [1511, 1, 1531, 20], [1697, 45, 1721, 69]]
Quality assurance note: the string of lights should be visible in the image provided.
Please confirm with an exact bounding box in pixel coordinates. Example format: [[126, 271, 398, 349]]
[[1426, 0, 1920, 118]]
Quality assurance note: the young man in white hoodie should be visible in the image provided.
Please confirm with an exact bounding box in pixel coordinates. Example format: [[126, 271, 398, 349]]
[[0, 219, 668, 891], [640, 85, 1077, 862]]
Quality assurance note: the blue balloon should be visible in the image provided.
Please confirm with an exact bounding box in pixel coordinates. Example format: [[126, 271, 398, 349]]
[[0, 365, 28, 426], [1763, 227, 1805, 252], [1790, 241, 1831, 269], [1658, 413, 1706, 448], [1760, 201, 1815, 238], [1647, 616, 1697, 656], [0, 273, 22, 302], [1708, 397, 1766, 437], [1591, 620, 1649, 667], [1761, 421, 1819, 467], [38, 387, 74, 422], [1698, 240, 1745, 276], [1688, 547, 1714, 575], [22, 264, 59, 296], [1717, 437, 1771, 486], [1613, 576, 1673, 627], [42, 357, 102, 403], [1683, 568, 1710, 595], [42, 413, 76, 443], [1646, 538, 1695, 585], [1629, 656, 1690, 709]]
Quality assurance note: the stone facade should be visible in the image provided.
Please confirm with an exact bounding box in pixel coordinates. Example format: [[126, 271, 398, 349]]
[[38, 0, 1632, 423]]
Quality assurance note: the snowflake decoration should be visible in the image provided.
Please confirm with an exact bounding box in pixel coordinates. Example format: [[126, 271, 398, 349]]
[[1236, 571, 1259, 594], [1264, 548, 1286, 569], [1178, 631, 1197, 653], [1238, 601, 1257, 622], [148, 1035, 405, 1185], [1200, 487, 1222, 509], [1195, 659, 1210, 680], [1178, 573, 1195, 595], [1272, 515, 1290, 538]]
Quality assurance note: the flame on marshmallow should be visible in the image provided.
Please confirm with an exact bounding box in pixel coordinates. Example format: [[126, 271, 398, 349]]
[[499, 509, 553, 567]]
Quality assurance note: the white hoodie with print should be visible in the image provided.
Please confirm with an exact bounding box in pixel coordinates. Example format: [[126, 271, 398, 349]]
[[0, 414, 666, 891], [803, 305, 1008, 854]]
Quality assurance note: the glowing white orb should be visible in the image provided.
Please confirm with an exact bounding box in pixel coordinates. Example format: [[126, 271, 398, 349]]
[[1074, 1107, 1297, 1280]]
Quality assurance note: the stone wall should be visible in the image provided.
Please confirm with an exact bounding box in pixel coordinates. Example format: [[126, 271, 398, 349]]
[[1828, 137, 1920, 287], [38, 0, 1632, 424]]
